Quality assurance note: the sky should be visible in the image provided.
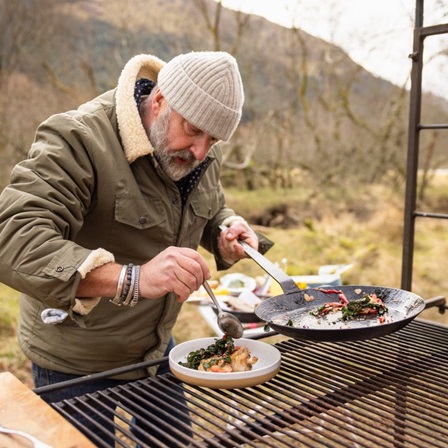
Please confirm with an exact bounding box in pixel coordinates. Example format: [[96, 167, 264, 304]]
[[218, 0, 448, 99]]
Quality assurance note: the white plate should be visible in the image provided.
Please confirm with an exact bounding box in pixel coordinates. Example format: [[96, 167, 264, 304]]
[[219, 273, 257, 294], [169, 337, 281, 389]]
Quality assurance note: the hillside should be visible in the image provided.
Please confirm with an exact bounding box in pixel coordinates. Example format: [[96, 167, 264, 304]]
[[2, 0, 448, 191]]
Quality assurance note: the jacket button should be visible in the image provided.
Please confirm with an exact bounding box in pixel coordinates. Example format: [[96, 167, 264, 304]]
[[139, 217, 147, 225], [56, 266, 64, 272]]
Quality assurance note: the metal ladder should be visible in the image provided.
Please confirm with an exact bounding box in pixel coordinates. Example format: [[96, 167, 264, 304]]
[[401, 0, 448, 291]]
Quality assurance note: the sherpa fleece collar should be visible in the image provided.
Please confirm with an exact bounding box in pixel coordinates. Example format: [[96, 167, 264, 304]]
[[116, 54, 166, 164]]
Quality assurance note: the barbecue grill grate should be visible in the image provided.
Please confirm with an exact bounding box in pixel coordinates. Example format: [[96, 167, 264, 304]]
[[53, 320, 448, 447]]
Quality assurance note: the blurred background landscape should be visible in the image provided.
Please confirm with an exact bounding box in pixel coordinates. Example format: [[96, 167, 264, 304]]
[[1, 0, 447, 386]]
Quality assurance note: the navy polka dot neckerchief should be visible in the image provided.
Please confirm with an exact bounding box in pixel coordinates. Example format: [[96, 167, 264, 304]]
[[134, 78, 211, 206]]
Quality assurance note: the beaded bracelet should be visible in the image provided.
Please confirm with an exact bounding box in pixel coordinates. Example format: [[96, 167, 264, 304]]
[[119, 264, 134, 305]]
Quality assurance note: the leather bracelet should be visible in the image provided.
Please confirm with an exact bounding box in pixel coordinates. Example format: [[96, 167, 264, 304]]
[[110, 265, 127, 306]]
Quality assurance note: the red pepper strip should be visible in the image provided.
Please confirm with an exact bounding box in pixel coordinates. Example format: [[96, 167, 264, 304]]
[[321, 302, 344, 308], [317, 302, 344, 315], [316, 288, 349, 305]]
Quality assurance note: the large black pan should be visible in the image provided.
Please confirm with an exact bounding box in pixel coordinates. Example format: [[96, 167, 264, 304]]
[[240, 241, 426, 342]]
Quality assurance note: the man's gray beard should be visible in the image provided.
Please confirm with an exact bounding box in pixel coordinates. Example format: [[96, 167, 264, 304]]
[[149, 107, 200, 181]]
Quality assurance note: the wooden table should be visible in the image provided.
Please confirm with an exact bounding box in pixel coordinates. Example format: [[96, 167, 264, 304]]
[[0, 372, 95, 448]]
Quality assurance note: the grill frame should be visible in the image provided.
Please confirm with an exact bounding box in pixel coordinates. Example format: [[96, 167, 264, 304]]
[[52, 319, 448, 448]]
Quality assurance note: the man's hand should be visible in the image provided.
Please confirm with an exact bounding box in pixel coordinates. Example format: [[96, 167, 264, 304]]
[[139, 247, 210, 302], [218, 222, 259, 264]]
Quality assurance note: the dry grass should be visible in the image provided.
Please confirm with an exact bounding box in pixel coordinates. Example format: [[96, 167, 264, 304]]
[[0, 285, 32, 386]]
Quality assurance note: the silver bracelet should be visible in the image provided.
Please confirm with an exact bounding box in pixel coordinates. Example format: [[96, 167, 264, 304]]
[[110, 265, 127, 306], [130, 265, 140, 307]]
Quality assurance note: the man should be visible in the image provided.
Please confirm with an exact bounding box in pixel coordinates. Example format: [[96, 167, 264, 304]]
[[0, 51, 270, 444]]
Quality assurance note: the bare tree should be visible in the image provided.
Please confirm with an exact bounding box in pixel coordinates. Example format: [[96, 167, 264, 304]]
[[192, 0, 250, 54], [0, 0, 59, 183], [0, 0, 50, 90], [192, 0, 257, 183], [251, 0, 414, 191]]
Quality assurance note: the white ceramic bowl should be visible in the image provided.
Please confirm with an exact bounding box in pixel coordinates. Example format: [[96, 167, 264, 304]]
[[219, 273, 257, 294], [169, 337, 281, 389]]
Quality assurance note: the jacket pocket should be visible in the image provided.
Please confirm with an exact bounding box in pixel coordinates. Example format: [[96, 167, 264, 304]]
[[181, 189, 222, 248], [189, 189, 221, 220], [114, 196, 166, 230]]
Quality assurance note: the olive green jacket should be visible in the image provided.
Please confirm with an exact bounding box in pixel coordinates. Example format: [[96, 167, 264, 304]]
[[0, 54, 262, 379]]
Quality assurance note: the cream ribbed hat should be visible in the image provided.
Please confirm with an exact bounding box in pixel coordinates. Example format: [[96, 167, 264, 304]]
[[157, 51, 244, 141]]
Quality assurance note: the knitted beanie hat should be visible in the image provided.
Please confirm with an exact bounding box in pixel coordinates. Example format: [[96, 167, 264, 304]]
[[157, 51, 244, 141]]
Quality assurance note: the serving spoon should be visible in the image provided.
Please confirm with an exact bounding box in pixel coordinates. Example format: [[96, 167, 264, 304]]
[[202, 280, 244, 338]]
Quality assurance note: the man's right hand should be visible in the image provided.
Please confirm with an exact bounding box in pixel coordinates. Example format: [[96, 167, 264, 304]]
[[138, 247, 211, 302]]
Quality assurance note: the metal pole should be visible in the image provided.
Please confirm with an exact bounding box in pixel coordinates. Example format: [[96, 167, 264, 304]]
[[401, 0, 424, 291]]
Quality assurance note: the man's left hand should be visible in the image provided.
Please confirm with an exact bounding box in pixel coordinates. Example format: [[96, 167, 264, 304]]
[[218, 221, 258, 264]]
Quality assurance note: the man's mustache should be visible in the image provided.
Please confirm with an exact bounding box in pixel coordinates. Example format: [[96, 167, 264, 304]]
[[170, 149, 197, 164]]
